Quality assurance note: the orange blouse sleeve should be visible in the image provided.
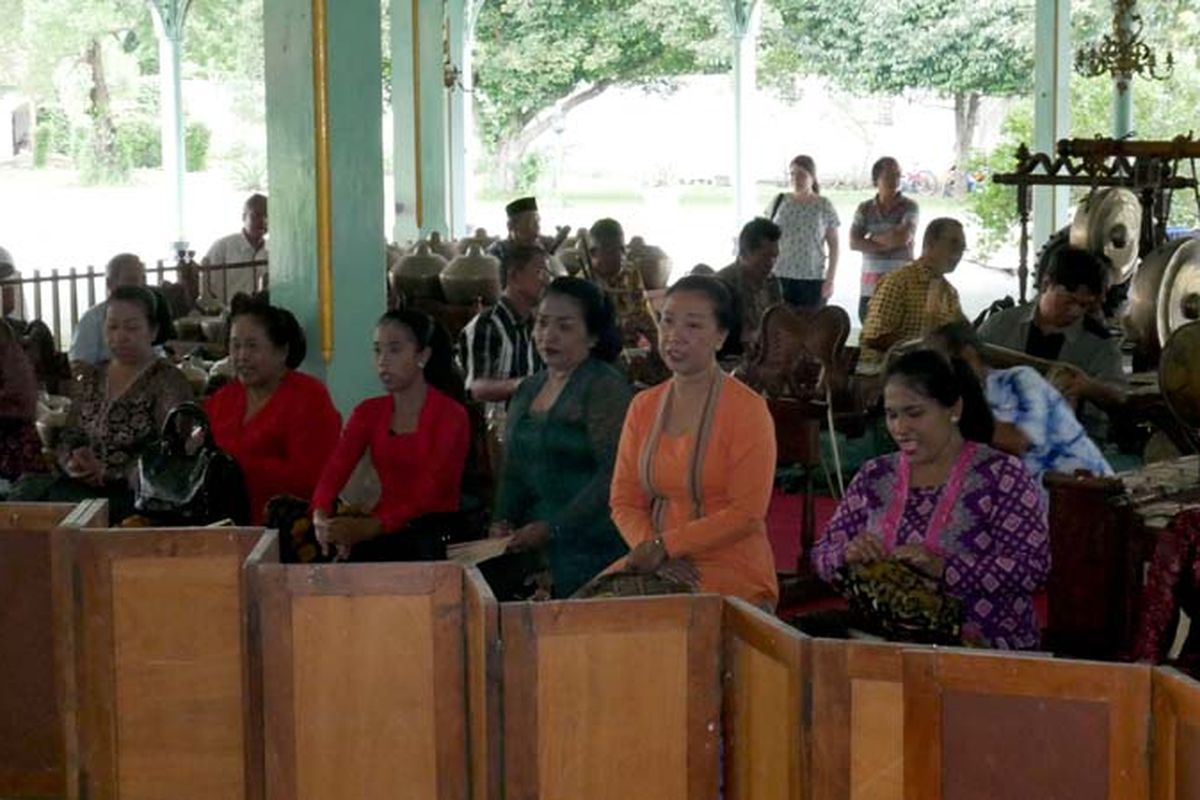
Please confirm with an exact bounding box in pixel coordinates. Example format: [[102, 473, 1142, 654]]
[[660, 391, 776, 558], [609, 390, 657, 548]]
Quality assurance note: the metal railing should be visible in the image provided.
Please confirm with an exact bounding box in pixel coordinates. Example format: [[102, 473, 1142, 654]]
[[0, 259, 268, 351]]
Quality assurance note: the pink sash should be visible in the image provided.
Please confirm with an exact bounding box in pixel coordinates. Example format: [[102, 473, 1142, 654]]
[[880, 441, 975, 555]]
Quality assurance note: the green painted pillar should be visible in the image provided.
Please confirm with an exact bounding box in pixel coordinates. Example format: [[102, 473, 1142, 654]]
[[263, 0, 386, 412], [392, 0, 451, 242], [1033, 0, 1071, 249], [447, 0, 469, 236]]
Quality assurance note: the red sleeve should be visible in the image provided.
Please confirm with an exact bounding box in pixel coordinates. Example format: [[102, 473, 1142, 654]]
[[375, 392, 470, 532], [248, 375, 343, 504], [312, 399, 377, 514]]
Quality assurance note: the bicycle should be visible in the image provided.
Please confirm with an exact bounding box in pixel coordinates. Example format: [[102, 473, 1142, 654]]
[[901, 169, 939, 197]]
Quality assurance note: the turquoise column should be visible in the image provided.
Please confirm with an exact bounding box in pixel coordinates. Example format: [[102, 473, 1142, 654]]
[[447, 0, 469, 236], [263, 0, 386, 412], [392, 0, 451, 242], [1033, 0, 1071, 249]]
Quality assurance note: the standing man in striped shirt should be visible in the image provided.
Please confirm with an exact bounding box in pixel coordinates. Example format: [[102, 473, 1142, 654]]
[[459, 244, 548, 428], [849, 157, 920, 324]]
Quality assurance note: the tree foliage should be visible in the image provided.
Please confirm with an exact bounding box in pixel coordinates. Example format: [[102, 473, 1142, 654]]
[[762, 0, 1034, 166], [472, 0, 730, 181], [763, 0, 1033, 94], [10, 0, 263, 182]]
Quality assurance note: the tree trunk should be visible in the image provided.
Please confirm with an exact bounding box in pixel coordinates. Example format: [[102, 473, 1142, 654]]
[[953, 90, 981, 172], [495, 78, 615, 191], [85, 36, 119, 179]]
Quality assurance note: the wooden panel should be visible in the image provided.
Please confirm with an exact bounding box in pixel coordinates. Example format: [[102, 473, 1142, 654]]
[[1177, 722, 1200, 800], [112, 556, 245, 799], [904, 649, 1151, 800], [464, 567, 501, 800], [810, 640, 906, 800], [721, 598, 807, 800], [1044, 473, 1154, 660], [294, 594, 437, 798], [1151, 667, 1200, 800], [63, 526, 266, 800], [0, 502, 74, 796], [51, 501, 110, 800], [0, 502, 101, 797], [849, 680, 903, 800], [502, 595, 723, 800], [241, 533, 279, 800], [256, 562, 468, 800], [941, 690, 1108, 800], [0, 501, 78, 531]]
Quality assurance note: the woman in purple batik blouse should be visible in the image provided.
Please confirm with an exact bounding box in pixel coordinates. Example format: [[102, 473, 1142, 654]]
[[812, 348, 1049, 650]]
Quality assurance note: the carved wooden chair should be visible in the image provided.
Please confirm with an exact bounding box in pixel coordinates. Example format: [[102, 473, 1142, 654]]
[[738, 304, 868, 580]]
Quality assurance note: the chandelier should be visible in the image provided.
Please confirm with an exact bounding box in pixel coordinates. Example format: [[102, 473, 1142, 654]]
[[1075, 0, 1174, 81]]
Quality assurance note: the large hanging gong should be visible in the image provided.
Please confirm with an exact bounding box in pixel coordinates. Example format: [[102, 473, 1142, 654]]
[[1123, 237, 1190, 351], [1069, 187, 1142, 284], [1157, 238, 1200, 346], [1159, 321, 1200, 436]]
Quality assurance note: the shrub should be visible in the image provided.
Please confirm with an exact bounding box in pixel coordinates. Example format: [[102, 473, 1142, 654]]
[[228, 144, 267, 191], [185, 122, 211, 172], [34, 106, 72, 164], [33, 125, 51, 168], [116, 116, 162, 169]]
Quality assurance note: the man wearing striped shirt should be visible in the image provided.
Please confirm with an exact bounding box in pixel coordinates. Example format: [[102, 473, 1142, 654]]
[[459, 244, 548, 424]]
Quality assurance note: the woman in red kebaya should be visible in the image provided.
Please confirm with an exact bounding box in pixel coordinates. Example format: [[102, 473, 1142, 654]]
[[206, 298, 341, 524], [312, 310, 470, 561]]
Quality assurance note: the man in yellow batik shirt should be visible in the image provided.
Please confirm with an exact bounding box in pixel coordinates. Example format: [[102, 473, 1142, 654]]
[[858, 217, 968, 368]]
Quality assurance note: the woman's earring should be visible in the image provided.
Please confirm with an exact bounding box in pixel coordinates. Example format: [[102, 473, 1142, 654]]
[[951, 415, 960, 424]]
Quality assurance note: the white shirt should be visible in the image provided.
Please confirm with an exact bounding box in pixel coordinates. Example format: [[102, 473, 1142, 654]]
[[767, 194, 840, 281], [202, 231, 268, 300]]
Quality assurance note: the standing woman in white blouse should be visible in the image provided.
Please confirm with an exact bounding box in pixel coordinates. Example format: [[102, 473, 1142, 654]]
[[766, 154, 841, 309]]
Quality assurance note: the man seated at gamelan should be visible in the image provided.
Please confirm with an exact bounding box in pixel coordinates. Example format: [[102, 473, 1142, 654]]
[[717, 217, 783, 358], [929, 322, 1112, 490], [977, 245, 1124, 440], [857, 218, 968, 368], [488, 196, 568, 263], [584, 217, 658, 350]]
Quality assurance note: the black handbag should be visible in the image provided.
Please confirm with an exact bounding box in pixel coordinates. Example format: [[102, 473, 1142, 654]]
[[135, 402, 250, 525]]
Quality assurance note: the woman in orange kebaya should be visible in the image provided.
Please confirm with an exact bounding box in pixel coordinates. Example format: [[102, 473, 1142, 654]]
[[610, 275, 778, 608]]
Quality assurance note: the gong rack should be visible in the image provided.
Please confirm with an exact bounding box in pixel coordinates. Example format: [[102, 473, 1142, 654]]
[[992, 136, 1200, 302]]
